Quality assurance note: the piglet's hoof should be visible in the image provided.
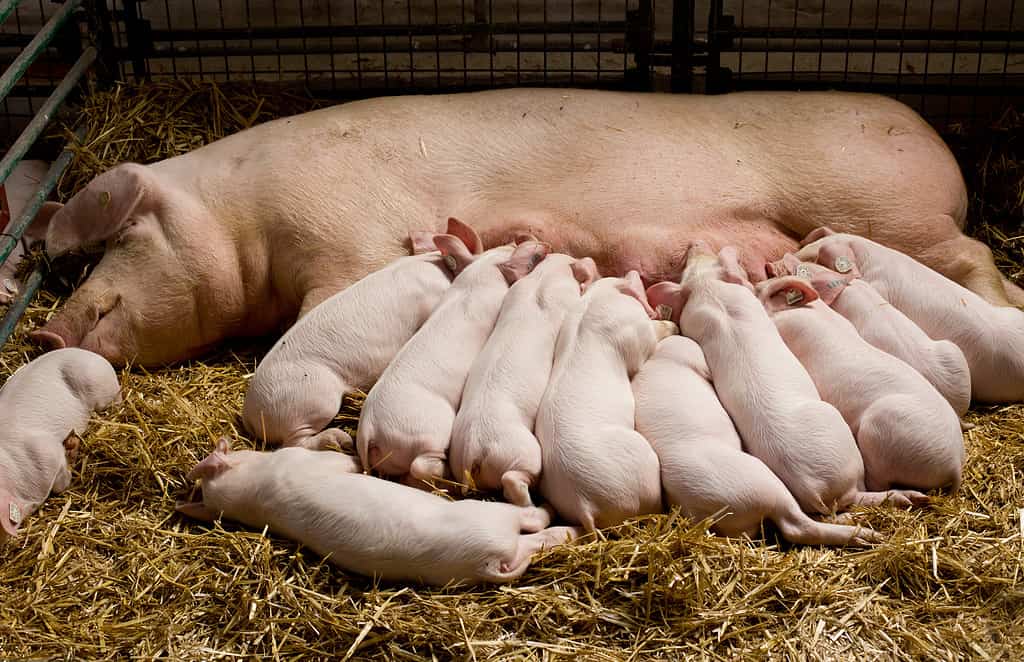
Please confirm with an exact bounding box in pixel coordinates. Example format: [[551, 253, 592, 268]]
[[63, 431, 82, 462]]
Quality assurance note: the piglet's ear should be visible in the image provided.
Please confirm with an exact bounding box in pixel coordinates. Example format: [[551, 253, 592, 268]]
[[645, 281, 684, 322], [800, 226, 837, 247], [434, 233, 477, 276], [408, 230, 438, 255], [175, 500, 219, 522], [513, 231, 539, 244], [758, 276, 820, 313], [446, 217, 484, 255], [45, 163, 154, 258], [815, 242, 861, 280], [499, 241, 551, 285], [619, 270, 657, 318], [571, 257, 599, 292], [0, 490, 24, 537], [186, 437, 232, 482]]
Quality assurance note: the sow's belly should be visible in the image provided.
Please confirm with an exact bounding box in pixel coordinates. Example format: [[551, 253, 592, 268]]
[[473, 211, 798, 286]]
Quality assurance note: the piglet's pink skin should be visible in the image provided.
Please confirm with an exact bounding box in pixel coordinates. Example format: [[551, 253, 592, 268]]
[[767, 253, 972, 417], [177, 439, 580, 586], [794, 228, 1024, 403], [242, 241, 453, 451], [632, 335, 879, 546], [647, 242, 912, 517], [357, 222, 550, 489], [535, 272, 674, 531], [755, 275, 964, 495], [450, 253, 595, 506], [0, 348, 121, 543]]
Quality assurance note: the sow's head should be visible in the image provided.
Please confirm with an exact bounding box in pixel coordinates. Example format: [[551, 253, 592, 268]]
[[29, 163, 244, 366]]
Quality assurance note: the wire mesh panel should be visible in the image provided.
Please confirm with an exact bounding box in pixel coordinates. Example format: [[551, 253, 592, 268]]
[[106, 0, 660, 94], [699, 0, 1024, 129], [0, 0, 80, 145]]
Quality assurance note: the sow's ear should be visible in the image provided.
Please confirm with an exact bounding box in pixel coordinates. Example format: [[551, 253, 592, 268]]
[[45, 163, 154, 258], [758, 276, 820, 313], [434, 233, 478, 276]]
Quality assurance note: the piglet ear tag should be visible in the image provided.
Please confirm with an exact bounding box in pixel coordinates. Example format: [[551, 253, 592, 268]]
[[443, 254, 458, 272], [9, 502, 22, 526], [795, 265, 811, 279], [785, 289, 805, 306], [834, 256, 853, 274]]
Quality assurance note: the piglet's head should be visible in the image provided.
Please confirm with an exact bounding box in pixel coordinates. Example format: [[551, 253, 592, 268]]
[[612, 270, 657, 318], [755, 275, 821, 314], [766, 253, 855, 306], [498, 241, 552, 285], [175, 437, 234, 522], [679, 241, 754, 292]]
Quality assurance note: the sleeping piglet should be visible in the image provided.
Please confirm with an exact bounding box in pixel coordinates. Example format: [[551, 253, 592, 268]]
[[177, 438, 581, 586], [794, 227, 1024, 403], [1, 348, 121, 543], [767, 253, 972, 417], [357, 221, 550, 488], [632, 335, 878, 546], [242, 220, 459, 450], [754, 274, 964, 495], [535, 270, 675, 531], [449, 252, 596, 506]]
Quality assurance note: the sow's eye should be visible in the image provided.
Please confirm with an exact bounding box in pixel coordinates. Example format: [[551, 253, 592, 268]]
[[110, 220, 139, 247]]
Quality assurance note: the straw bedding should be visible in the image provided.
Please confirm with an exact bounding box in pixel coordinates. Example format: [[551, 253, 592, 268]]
[[0, 81, 1022, 660]]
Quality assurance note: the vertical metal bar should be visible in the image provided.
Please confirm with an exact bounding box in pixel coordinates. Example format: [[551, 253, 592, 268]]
[[488, 0, 494, 86], [569, 0, 574, 84], [407, 0, 413, 87], [791, 0, 798, 83], [0, 0, 82, 106], [842, 0, 853, 84], [326, 0, 335, 92], [869, 0, 881, 87], [738, 0, 746, 84], [1001, 1, 1016, 127], [271, 0, 280, 82], [595, 0, 601, 82], [671, 0, 692, 92], [972, 0, 989, 122], [945, 0, 963, 127], [543, 0, 548, 84], [462, 0, 468, 87], [818, 0, 828, 83], [922, 0, 935, 121], [245, 0, 255, 83], [84, 0, 119, 85], [382, 0, 390, 89], [298, 0, 309, 87], [0, 47, 96, 190], [515, 0, 520, 85], [161, 0, 178, 79], [218, 0, 229, 80], [434, 0, 440, 87], [189, 0, 204, 78], [353, 0, 363, 89], [706, 0, 721, 92], [895, 0, 909, 96]]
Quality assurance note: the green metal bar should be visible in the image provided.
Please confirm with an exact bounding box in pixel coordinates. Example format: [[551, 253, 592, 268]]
[[0, 125, 86, 270], [0, 44, 94, 191], [0, 264, 42, 349], [0, 0, 81, 107], [0, 0, 25, 27]]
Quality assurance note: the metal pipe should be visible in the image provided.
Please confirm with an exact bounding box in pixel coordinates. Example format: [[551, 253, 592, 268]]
[[0, 45, 95, 189], [0, 126, 86, 271], [0, 264, 42, 349], [0, 126, 85, 352], [0, 0, 82, 107], [0, 0, 24, 27]]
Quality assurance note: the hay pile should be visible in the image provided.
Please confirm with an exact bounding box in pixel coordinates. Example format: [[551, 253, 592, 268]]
[[1, 81, 1023, 660]]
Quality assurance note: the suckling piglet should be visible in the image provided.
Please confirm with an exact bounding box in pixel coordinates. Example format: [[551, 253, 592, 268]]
[[449, 252, 597, 505], [535, 271, 675, 531], [357, 222, 550, 488], [632, 335, 878, 545]]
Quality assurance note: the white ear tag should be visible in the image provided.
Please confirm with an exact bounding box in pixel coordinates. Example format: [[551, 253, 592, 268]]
[[9, 502, 22, 525], [796, 266, 811, 279], [834, 256, 853, 274], [785, 289, 805, 305], [443, 255, 458, 272]]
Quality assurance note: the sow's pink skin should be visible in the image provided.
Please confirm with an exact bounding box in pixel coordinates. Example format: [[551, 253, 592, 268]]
[[646, 242, 918, 519], [631, 335, 879, 546], [241, 221, 459, 451], [534, 270, 676, 531], [177, 439, 581, 587], [767, 253, 972, 417], [793, 228, 1024, 403], [753, 274, 964, 495], [0, 348, 121, 543], [357, 221, 550, 489], [449, 253, 596, 506]]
